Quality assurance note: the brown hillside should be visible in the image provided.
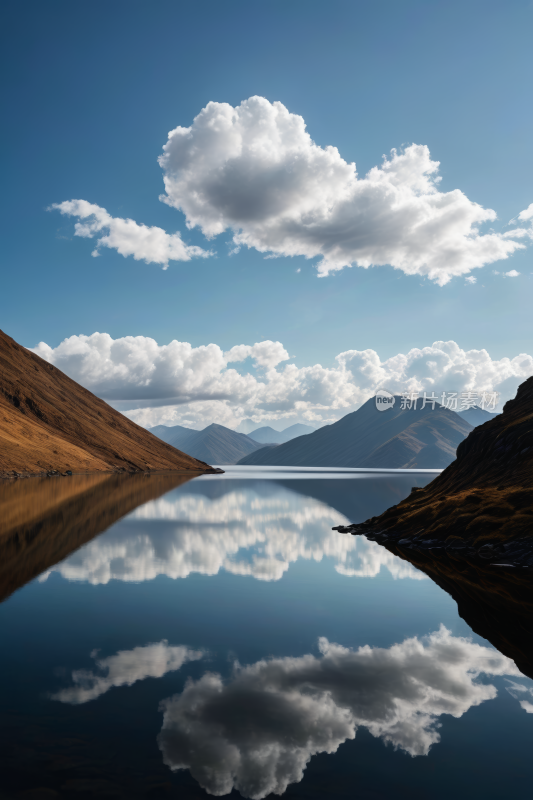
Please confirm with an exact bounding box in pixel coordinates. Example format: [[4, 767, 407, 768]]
[[0, 328, 214, 477], [336, 376, 533, 545]]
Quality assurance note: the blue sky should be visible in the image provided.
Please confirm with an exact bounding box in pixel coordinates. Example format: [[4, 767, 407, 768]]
[[2, 0, 532, 428]]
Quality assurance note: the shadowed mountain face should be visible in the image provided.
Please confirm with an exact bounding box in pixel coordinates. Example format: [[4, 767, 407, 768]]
[[346, 377, 533, 545], [237, 397, 473, 468], [0, 472, 194, 604], [0, 329, 212, 477], [149, 423, 266, 464]]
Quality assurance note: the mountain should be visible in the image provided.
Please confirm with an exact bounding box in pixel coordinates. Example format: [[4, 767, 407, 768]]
[[247, 423, 317, 444], [235, 418, 259, 434], [278, 423, 316, 442], [237, 397, 473, 468], [237, 419, 315, 438], [148, 424, 201, 452], [337, 376, 533, 547], [148, 424, 196, 446], [0, 328, 213, 477], [457, 405, 499, 427], [149, 422, 266, 464], [248, 426, 284, 443]]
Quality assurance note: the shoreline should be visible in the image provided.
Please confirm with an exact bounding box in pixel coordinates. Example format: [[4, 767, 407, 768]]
[[0, 466, 224, 481]]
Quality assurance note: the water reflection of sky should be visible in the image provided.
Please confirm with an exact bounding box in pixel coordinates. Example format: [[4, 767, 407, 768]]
[[40, 476, 430, 585], [2, 470, 533, 799], [50, 628, 529, 800]]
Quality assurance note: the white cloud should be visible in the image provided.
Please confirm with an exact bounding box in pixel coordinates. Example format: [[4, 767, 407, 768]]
[[31, 333, 533, 427], [158, 96, 532, 284], [504, 269, 520, 277], [39, 484, 424, 585], [50, 199, 212, 267], [51, 98, 532, 283], [465, 276, 477, 284], [517, 203, 533, 223], [158, 626, 521, 798], [51, 641, 203, 705]]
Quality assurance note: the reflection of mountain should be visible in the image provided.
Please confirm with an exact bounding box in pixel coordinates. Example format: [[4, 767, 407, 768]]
[[237, 397, 473, 468], [273, 473, 435, 522], [158, 627, 520, 799], [0, 473, 193, 603], [385, 544, 533, 680], [41, 480, 425, 585]]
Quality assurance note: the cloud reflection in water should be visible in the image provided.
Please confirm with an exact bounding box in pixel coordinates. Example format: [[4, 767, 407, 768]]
[[51, 641, 203, 705], [157, 627, 521, 799], [40, 485, 424, 585]]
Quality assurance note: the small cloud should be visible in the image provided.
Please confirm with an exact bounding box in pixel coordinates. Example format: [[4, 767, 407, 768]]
[[464, 276, 477, 284], [504, 270, 520, 277], [296, 268, 301, 273], [493, 270, 500, 275]]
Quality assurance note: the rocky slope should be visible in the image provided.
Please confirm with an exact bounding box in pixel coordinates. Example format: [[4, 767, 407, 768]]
[[335, 377, 533, 560], [0, 328, 214, 477]]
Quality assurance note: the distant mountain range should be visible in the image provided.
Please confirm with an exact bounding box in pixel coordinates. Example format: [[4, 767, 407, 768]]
[[248, 423, 315, 444], [236, 418, 316, 436], [237, 397, 474, 469], [149, 423, 268, 465], [147, 401, 496, 469]]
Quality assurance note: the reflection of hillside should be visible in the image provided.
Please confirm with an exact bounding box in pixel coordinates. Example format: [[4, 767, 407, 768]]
[[386, 544, 533, 680], [0, 473, 193, 603], [274, 475, 435, 522]]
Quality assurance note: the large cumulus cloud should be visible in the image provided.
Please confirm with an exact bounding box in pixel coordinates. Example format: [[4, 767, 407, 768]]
[[158, 627, 521, 798], [51, 98, 532, 282], [159, 97, 531, 283], [31, 333, 533, 428]]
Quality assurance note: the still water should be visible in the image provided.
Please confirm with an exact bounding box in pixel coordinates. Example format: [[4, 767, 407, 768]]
[[1, 468, 532, 799]]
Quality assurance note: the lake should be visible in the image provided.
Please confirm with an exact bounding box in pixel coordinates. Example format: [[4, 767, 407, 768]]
[[1, 467, 532, 799]]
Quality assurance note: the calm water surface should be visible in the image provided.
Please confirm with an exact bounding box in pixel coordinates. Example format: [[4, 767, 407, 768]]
[[1, 467, 532, 799]]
